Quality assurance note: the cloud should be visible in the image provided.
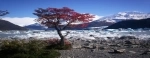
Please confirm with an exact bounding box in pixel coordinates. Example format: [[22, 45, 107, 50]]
[[1, 15, 103, 26], [2, 17, 36, 26]]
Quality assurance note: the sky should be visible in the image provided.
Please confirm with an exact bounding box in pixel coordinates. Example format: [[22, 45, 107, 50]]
[[0, 0, 150, 26]]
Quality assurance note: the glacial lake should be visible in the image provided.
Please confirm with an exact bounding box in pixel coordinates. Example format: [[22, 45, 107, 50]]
[[0, 30, 150, 39]]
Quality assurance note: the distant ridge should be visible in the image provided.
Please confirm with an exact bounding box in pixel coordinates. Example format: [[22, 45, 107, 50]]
[[0, 19, 27, 30], [105, 18, 150, 29]]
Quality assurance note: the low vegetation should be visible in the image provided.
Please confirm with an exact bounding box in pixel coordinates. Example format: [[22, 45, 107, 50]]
[[45, 38, 72, 50], [0, 39, 72, 58]]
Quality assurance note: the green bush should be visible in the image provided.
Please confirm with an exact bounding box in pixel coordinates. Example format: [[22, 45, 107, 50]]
[[45, 39, 72, 50], [46, 43, 72, 50], [0, 39, 60, 58]]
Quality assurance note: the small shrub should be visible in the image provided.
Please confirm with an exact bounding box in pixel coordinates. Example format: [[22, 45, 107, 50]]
[[45, 38, 72, 50], [45, 38, 60, 45]]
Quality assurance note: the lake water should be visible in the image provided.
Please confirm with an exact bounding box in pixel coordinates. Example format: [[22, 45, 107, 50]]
[[0, 30, 150, 39]]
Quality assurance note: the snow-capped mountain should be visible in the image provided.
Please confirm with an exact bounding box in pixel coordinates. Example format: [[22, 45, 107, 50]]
[[24, 23, 47, 30], [24, 11, 150, 30], [27, 23, 41, 26], [91, 15, 103, 21], [95, 11, 150, 23]]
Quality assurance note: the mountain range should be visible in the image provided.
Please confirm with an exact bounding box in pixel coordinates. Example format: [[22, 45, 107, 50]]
[[0, 11, 149, 30], [94, 11, 150, 23], [24, 11, 150, 30]]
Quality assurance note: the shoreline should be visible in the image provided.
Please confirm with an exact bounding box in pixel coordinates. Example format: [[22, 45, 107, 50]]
[[0, 36, 150, 58], [58, 36, 150, 58]]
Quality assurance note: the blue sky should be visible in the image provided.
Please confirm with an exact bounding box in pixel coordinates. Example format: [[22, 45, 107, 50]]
[[0, 0, 150, 26], [0, 0, 150, 17]]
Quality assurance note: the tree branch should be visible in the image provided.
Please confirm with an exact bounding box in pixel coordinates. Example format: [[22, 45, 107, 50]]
[[54, 23, 59, 31], [64, 31, 70, 37], [62, 21, 73, 30]]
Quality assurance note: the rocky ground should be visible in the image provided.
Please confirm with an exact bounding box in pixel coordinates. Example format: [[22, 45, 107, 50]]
[[58, 36, 150, 58]]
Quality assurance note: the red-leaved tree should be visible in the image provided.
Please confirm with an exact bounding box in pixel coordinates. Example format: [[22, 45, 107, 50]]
[[33, 7, 94, 46]]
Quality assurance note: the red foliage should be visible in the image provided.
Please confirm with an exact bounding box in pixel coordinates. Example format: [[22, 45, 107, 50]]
[[33, 7, 95, 30], [46, 38, 60, 45], [34, 7, 94, 46], [64, 39, 71, 45]]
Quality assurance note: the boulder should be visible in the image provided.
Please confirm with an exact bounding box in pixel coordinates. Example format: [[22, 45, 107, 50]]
[[140, 49, 150, 55], [119, 36, 137, 40], [108, 49, 126, 54], [82, 43, 97, 49], [117, 49, 126, 52], [124, 40, 132, 44], [129, 51, 136, 54], [72, 44, 82, 49], [140, 51, 150, 55]]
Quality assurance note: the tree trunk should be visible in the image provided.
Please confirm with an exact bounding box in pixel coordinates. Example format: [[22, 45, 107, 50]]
[[57, 30, 65, 46]]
